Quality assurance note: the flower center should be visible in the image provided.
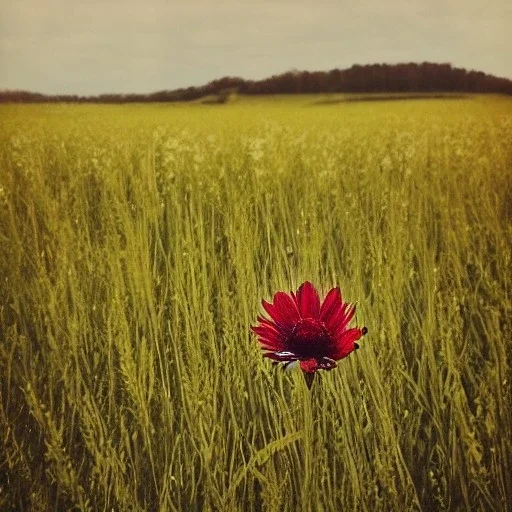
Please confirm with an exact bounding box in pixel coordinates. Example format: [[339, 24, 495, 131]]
[[288, 318, 331, 357]]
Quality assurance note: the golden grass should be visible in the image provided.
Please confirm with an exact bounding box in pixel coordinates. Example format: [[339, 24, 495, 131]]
[[0, 95, 511, 511]]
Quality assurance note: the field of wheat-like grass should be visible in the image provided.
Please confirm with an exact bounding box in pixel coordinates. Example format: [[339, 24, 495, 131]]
[[0, 95, 511, 511]]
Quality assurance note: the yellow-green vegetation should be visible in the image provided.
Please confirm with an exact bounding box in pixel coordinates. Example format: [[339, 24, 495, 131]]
[[0, 95, 511, 511]]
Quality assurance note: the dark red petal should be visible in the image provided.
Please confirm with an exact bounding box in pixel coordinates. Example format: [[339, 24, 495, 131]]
[[256, 336, 284, 350], [296, 282, 321, 319], [262, 292, 300, 327], [300, 358, 319, 373], [324, 303, 355, 336], [273, 291, 301, 321], [328, 327, 364, 360], [319, 287, 342, 322], [332, 304, 356, 337], [251, 324, 281, 339], [322, 302, 347, 333], [259, 342, 284, 351], [251, 328, 286, 351], [256, 316, 280, 330], [261, 299, 277, 320], [254, 317, 291, 338]]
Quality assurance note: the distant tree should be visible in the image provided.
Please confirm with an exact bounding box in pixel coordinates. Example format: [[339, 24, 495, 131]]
[[1, 63, 511, 103]]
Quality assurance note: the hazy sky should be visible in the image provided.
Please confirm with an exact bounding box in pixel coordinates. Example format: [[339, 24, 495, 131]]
[[1, 0, 510, 95]]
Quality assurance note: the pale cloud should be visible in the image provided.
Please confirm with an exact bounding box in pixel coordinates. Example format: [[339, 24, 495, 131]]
[[0, 0, 510, 94]]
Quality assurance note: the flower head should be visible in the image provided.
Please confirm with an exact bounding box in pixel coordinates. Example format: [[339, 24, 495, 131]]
[[251, 281, 367, 388]]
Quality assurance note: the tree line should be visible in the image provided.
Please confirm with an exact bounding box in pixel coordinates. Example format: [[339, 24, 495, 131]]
[[1, 62, 511, 103]]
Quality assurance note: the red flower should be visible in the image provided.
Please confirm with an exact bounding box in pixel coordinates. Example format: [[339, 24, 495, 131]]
[[251, 281, 367, 388]]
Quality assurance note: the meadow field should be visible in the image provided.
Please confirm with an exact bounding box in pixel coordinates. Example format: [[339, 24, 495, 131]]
[[0, 95, 511, 511]]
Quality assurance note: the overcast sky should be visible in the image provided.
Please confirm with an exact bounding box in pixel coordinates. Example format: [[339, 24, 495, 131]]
[[1, 0, 510, 95]]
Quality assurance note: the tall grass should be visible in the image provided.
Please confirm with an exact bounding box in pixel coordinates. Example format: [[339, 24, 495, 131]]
[[1, 96, 511, 511]]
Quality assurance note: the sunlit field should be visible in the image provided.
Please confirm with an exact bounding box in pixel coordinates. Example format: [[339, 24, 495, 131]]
[[1, 95, 511, 511]]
